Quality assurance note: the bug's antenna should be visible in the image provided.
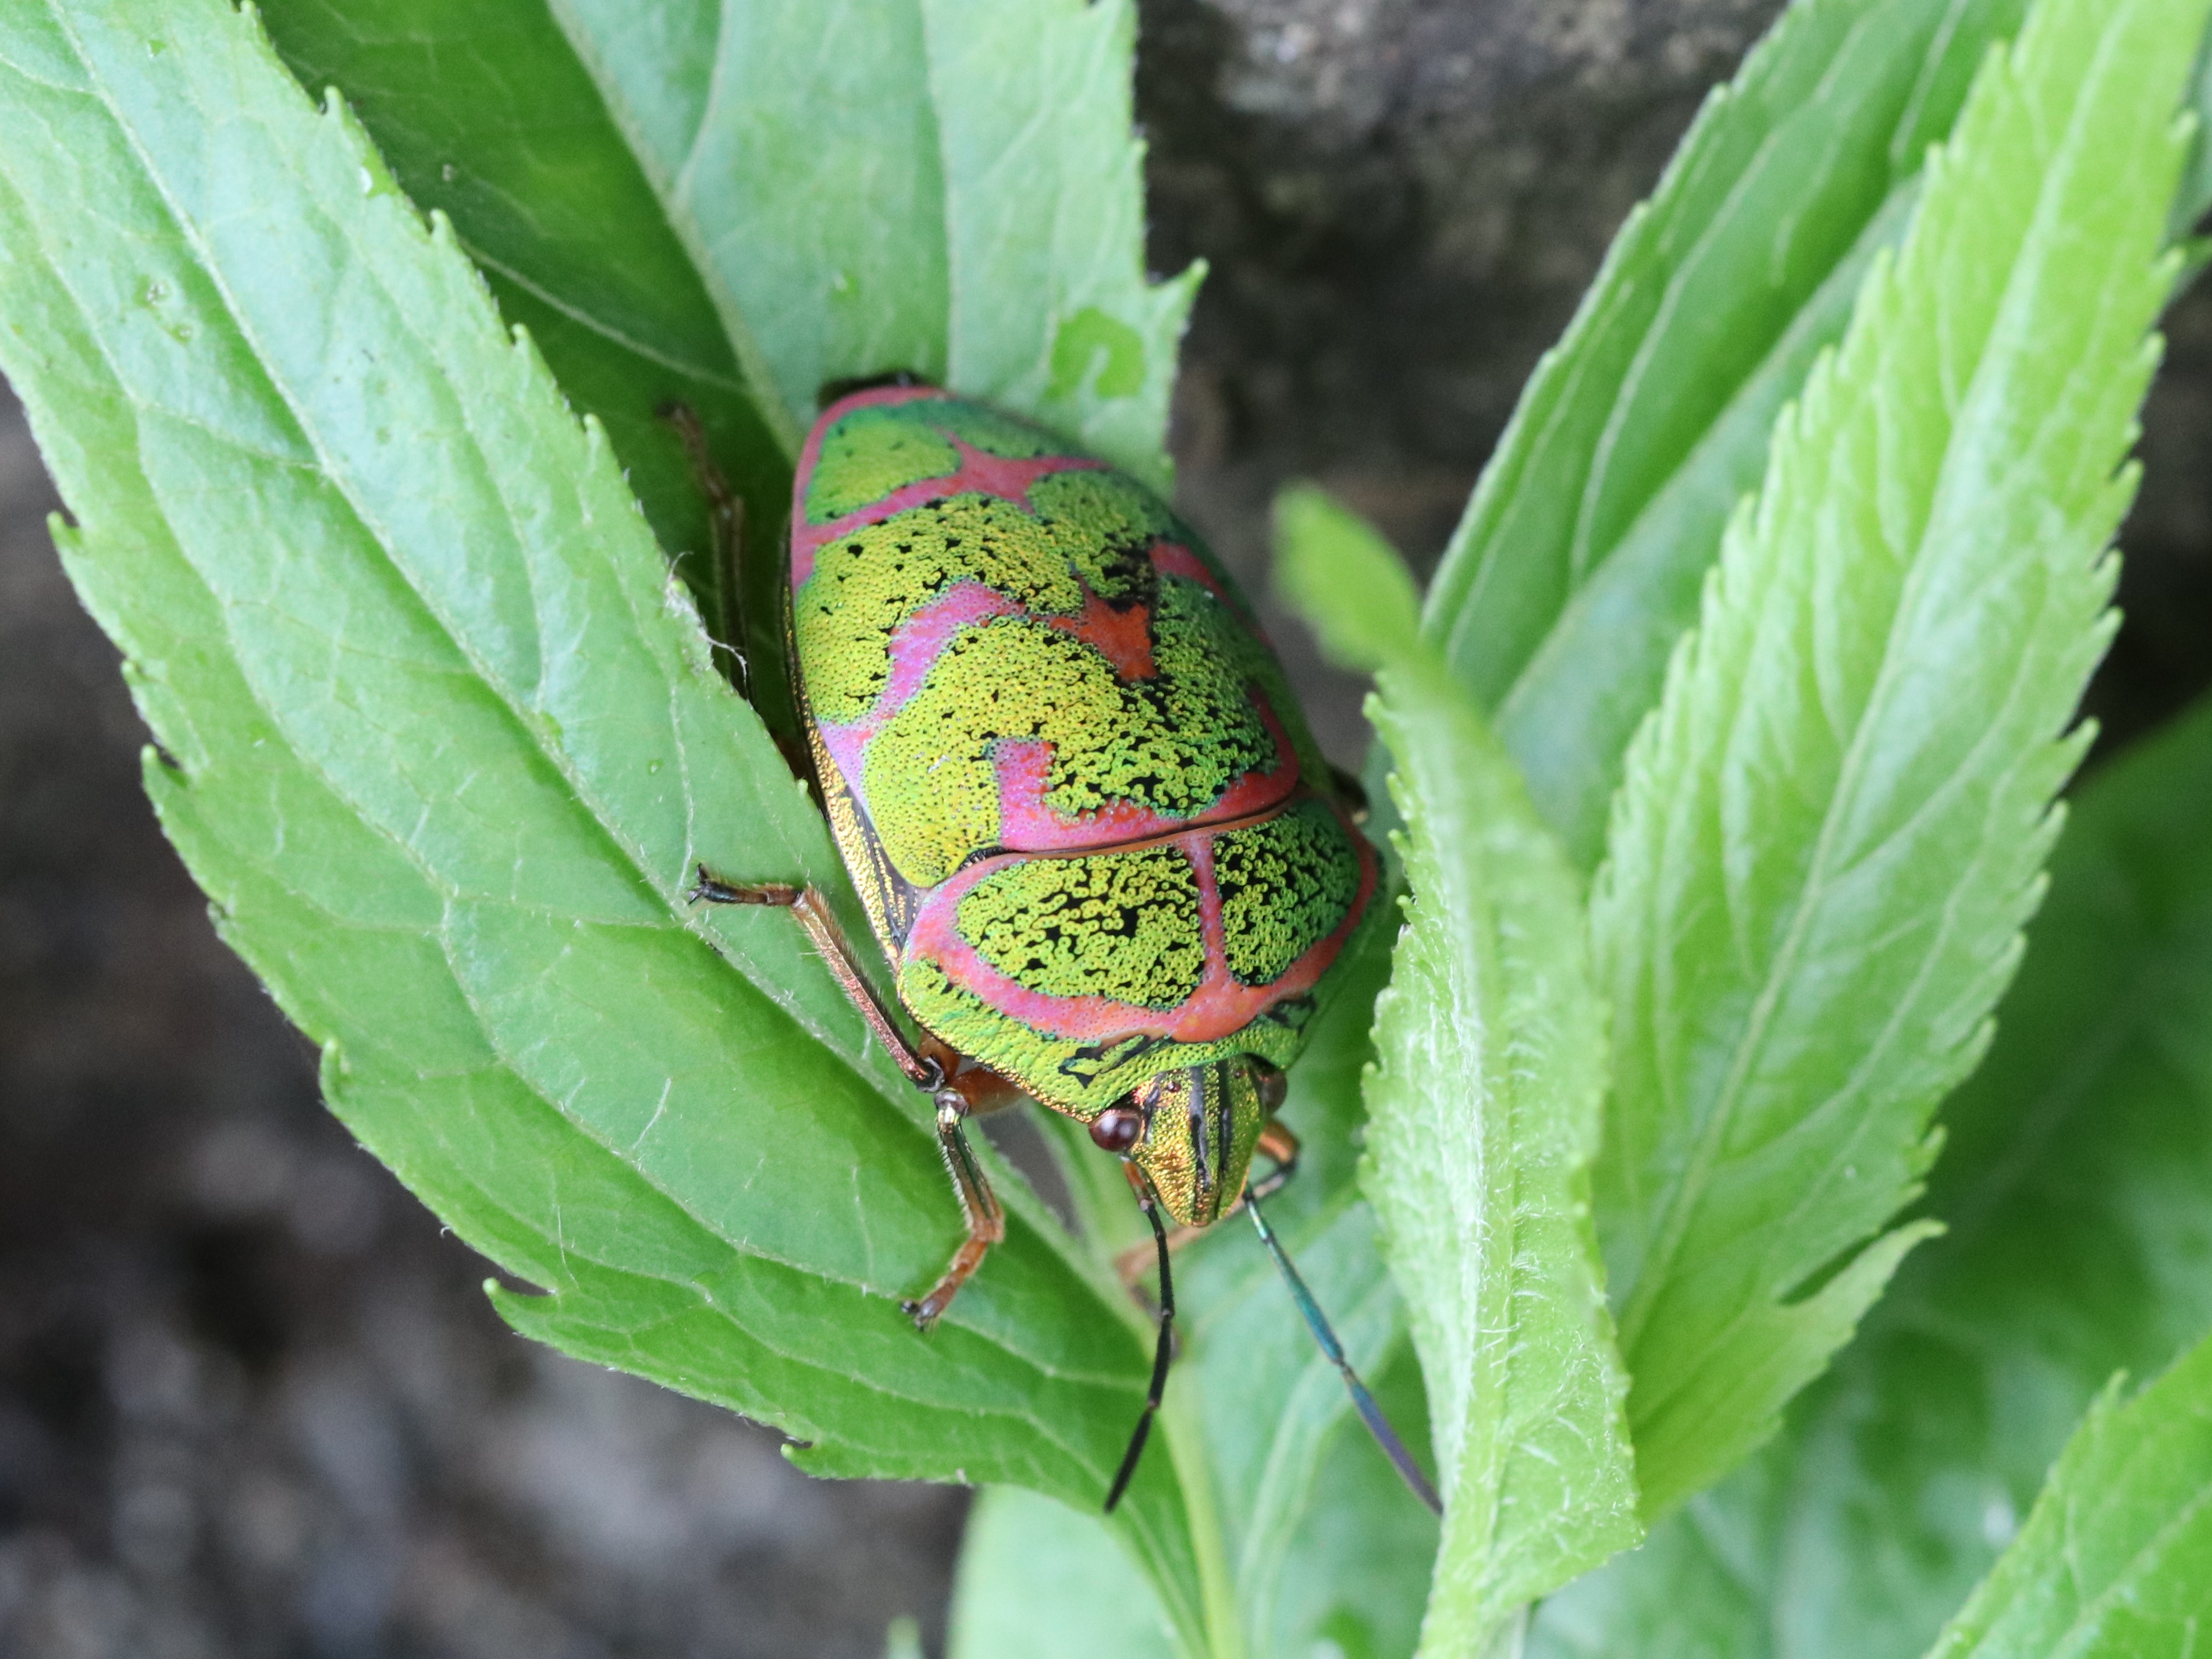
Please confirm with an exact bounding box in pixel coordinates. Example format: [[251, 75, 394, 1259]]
[[1104, 1164, 1176, 1513], [1247, 1191, 1442, 1515]]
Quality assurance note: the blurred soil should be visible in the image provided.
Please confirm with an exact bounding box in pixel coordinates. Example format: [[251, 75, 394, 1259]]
[[2, 1, 2208, 1655]]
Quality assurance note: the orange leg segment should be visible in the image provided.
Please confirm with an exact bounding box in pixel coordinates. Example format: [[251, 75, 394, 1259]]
[[688, 868, 1004, 1326]]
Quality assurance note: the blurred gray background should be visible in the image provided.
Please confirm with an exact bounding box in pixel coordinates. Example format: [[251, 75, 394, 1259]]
[[2, 1, 2206, 1655]]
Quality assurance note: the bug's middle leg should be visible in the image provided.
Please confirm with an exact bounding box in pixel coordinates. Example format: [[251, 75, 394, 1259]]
[[902, 1091, 1006, 1327], [688, 867, 1005, 1325]]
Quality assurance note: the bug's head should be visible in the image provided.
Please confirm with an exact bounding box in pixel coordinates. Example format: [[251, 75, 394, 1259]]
[[1090, 1057, 1286, 1227]]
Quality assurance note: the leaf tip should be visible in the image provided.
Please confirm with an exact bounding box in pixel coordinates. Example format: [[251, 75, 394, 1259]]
[[1272, 486, 1423, 675]]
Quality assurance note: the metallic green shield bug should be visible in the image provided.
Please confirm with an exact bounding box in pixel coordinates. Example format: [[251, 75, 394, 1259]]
[[688, 381, 1432, 1514]]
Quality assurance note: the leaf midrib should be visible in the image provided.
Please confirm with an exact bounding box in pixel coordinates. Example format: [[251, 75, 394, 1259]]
[[1434, 812, 1517, 1562], [463, 235, 754, 394]]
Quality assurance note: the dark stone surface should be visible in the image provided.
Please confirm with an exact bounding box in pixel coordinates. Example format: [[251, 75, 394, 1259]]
[[3, 1, 2208, 1654]]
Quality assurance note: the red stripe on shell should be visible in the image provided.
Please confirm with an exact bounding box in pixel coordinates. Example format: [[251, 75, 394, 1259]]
[[809, 535, 1304, 856], [1044, 585, 1157, 681], [899, 796, 1377, 1049], [791, 385, 1105, 588], [986, 689, 1300, 853]]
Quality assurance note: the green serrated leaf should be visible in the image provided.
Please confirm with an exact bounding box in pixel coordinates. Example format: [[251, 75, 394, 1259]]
[[0, 0, 1211, 1640], [1923, 1330, 2212, 1658], [253, 0, 805, 750], [1591, 0, 2202, 1520], [1532, 692, 2212, 1658], [1421, 0, 2030, 866], [547, 0, 1194, 489], [920, 0, 1201, 493], [1280, 493, 1638, 1650]]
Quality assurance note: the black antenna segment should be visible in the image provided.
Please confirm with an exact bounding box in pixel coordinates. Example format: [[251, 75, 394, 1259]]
[[1104, 1165, 1176, 1514]]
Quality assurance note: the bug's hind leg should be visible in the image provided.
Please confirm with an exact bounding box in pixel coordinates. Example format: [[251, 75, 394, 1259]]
[[688, 870, 929, 1084], [687, 868, 1005, 1326]]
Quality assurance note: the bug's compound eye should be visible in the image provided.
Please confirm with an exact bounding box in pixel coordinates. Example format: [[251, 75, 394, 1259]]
[[1252, 1060, 1288, 1115], [1090, 1104, 1145, 1153]]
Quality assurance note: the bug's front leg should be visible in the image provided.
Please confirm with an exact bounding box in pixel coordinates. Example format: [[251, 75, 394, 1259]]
[[687, 867, 1004, 1326]]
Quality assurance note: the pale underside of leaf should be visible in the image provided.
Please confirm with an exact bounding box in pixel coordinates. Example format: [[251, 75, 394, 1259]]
[[1530, 693, 2212, 1659], [1366, 663, 1639, 1653], [1590, 0, 2198, 1519]]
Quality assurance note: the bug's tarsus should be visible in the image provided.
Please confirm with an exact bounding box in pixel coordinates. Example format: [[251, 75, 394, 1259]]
[[686, 866, 799, 907], [1105, 1161, 1176, 1514], [1247, 1191, 1442, 1516]]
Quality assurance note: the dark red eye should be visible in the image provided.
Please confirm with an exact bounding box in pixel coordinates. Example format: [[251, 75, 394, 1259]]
[[1090, 1105, 1144, 1152], [1253, 1062, 1288, 1114]]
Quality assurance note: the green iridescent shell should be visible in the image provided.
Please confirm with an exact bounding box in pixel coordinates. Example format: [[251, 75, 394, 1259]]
[[788, 386, 1376, 1115]]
